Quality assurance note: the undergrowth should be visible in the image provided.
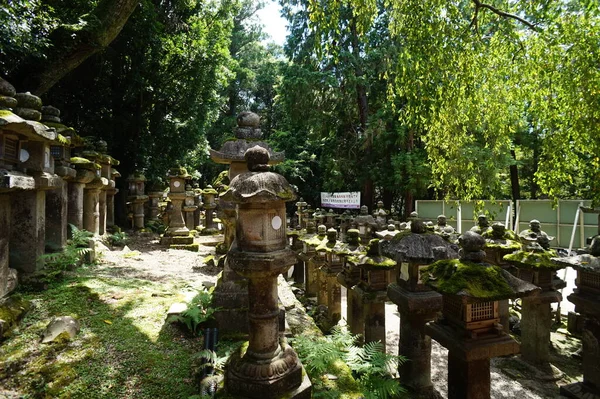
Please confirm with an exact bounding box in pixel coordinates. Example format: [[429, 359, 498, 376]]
[[167, 288, 218, 335], [292, 326, 405, 399], [38, 224, 94, 281]]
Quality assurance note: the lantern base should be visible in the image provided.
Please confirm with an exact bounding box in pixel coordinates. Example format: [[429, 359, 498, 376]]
[[226, 340, 311, 399], [561, 382, 600, 399]]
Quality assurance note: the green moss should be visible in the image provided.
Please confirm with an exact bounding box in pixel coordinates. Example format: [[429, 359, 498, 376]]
[[56, 133, 70, 145], [485, 240, 521, 251], [69, 157, 93, 164], [202, 187, 218, 195], [421, 259, 513, 299], [346, 254, 396, 269], [503, 249, 562, 270], [0, 109, 15, 118]]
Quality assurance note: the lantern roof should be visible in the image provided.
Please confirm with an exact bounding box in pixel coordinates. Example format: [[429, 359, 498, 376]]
[[221, 146, 295, 204], [347, 239, 395, 269], [381, 231, 459, 262], [504, 248, 565, 271], [0, 109, 57, 141]]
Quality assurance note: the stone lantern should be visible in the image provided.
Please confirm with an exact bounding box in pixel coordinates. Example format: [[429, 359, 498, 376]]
[[183, 184, 198, 231], [345, 239, 395, 350], [315, 228, 345, 324], [193, 184, 204, 229], [552, 236, 600, 398], [162, 167, 192, 240], [299, 225, 328, 297], [146, 181, 165, 221], [422, 231, 539, 399], [338, 229, 365, 288], [222, 146, 310, 398], [503, 231, 566, 376], [323, 209, 337, 229], [41, 106, 77, 250], [295, 197, 307, 229], [127, 173, 149, 230], [2, 89, 63, 275], [381, 220, 458, 398], [201, 185, 218, 234], [354, 205, 376, 239]]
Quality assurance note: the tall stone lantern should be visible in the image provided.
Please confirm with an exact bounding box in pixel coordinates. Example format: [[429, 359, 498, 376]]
[[552, 236, 600, 399], [422, 231, 539, 399], [201, 185, 218, 234], [165, 167, 190, 236], [127, 173, 148, 230], [222, 146, 310, 398]]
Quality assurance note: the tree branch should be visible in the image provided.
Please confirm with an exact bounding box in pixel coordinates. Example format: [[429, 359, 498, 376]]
[[472, 0, 540, 31], [12, 0, 139, 95]]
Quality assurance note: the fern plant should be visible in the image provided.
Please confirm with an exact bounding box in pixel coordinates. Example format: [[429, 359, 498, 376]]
[[292, 327, 405, 399], [39, 224, 94, 279], [168, 288, 219, 335]]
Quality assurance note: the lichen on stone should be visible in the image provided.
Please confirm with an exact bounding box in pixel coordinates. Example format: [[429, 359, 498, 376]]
[[421, 259, 513, 299]]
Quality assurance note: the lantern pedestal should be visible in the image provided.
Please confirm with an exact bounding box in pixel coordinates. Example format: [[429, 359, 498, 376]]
[[224, 242, 307, 398], [520, 291, 563, 371], [426, 322, 520, 399], [388, 284, 442, 398]]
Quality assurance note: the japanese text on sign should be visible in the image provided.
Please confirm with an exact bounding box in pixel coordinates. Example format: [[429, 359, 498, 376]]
[[320, 192, 361, 209]]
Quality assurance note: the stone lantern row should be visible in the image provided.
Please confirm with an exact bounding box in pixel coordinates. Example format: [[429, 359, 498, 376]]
[[0, 78, 121, 298], [289, 209, 598, 399]]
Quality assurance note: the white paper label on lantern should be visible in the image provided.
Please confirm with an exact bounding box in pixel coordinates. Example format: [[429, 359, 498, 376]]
[[44, 148, 50, 167], [271, 215, 282, 230], [173, 181, 181, 188], [400, 262, 409, 281], [19, 149, 30, 162]]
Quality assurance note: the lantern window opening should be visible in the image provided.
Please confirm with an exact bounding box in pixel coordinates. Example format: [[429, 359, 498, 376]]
[[581, 271, 600, 290], [469, 301, 496, 322]]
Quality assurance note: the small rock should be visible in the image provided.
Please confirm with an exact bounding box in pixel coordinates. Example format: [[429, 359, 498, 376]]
[[167, 303, 188, 316], [42, 316, 80, 343]]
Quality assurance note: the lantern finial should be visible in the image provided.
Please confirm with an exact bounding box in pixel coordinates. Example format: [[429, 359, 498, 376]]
[[245, 145, 270, 172]]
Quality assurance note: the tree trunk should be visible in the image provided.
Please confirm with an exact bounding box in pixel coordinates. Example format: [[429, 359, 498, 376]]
[[404, 129, 415, 218], [350, 19, 372, 210], [510, 149, 520, 203], [531, 131, 540, 199], [11, 0, 139, 95]]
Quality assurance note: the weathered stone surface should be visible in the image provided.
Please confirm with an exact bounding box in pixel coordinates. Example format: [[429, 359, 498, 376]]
[[0, 295, 31, 338], [42, 316, 80, 343], [0, 78, 16, 97]]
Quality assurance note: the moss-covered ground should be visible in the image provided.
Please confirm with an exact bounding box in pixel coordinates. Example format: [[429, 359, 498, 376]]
[[0, 266, 204, 398]]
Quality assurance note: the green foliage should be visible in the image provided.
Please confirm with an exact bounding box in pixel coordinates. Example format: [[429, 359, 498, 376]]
[[292, 326, 404, 399], [168, 288, 218, 335], [104, 231, 129, 247], [146, 220, 167, 234], [39, 224, 94, 279]]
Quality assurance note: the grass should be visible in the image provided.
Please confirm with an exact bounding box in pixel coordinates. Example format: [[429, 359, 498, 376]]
[[0, 267, 204, 399]]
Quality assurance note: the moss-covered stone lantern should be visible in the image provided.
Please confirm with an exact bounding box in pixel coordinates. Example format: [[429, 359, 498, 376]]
[[222, 145, 310, 398], [295, 197, 307, 229], [201, 185, 218, 234], [345, 239, 395, 350], [503, 231, 566, 373], [354, 205, 376, 239], [552, 236, 600, 399], [299, 224, 327, 297], [315, 228, 345, 324], [127, 173, 149, 230], [162, 167, 194, 246], [422, 231, 539, 399], [381, 219, 458, 398]]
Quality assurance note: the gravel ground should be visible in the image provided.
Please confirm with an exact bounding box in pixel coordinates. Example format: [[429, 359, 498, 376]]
[[96, 232, 583, 399]]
